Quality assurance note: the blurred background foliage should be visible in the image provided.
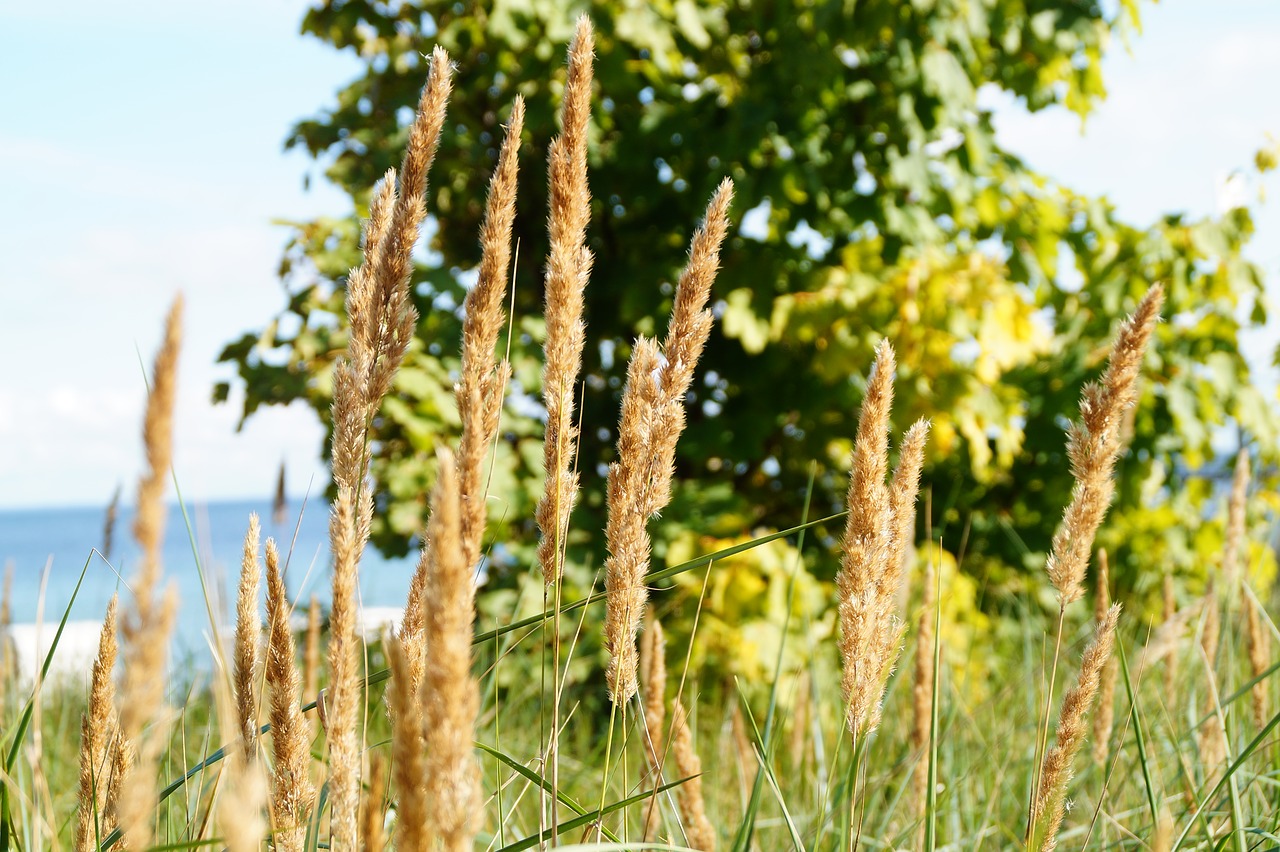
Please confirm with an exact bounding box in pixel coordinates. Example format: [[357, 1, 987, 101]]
[[216, 0, 1280, 640]]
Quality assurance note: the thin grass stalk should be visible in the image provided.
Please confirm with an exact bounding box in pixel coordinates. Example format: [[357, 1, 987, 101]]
[[116, 296, 183, 850], [264, 539, 314, 852], [421, 452, 481, 851], [233, 513, 262, 760], [1198, 580, 1226, 780], [1246, 595, 1269, 729], [1092, 549, 1117, 764], [1028, 604, 1121, 852], [910, 559, 937, 834], [75, 595, 118, 851], [536, 15, 594, 586]]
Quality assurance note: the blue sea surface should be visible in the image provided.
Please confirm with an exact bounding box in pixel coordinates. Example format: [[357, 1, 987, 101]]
[[0, 498, 417, 661]]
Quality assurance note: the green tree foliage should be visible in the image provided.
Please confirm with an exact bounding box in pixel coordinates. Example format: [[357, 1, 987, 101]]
[[217, 0, 1278, 604]]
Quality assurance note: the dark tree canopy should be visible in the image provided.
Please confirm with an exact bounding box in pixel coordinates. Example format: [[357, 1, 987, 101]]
[[218, 0, 1278, 605]]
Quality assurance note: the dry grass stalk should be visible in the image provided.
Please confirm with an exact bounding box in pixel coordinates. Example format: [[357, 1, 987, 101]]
[[1045, 285, 1163, 606], [1029, 604, 1121, 852], [536, 14, 595, 585], [640, 611, 667, 842], [304, 594, 320, 700], [1153, 806, 1174, 852], [274, 461, 288, 526], [211, 663, 267, 852], [1092, 549, 1118, 765], [102, 484, 122, 563], [420, 452, 482, 851], [116, 296, 184, 851], [264, 539, 314, 852], [835, 340, 930, 736], [1223, 449, 1249, 593], [326, 50, 454, 849], [360, 752, 387, 852], [789, 671, 812, 779], [234, 513, 262, 760], [671, 699, 716, 851], [456, 96, 524, 573], [1197, 580, 1226, 776], [640, 611, 667, 778], [0, 562, 10, 712], [1163, 570, 1178, 694], [217, 749, 267, 852], [387, 633, 428, 852], [910, 558, 937, 826], [604, 180, 734, 704], [75, 595, 119, 851], [116, 588, 179, 850], [1246, 595, 1269, 729], [730, 700, 755, 794]]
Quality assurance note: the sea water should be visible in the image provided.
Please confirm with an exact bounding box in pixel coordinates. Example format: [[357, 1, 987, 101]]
[[0, 498, 417, 667]]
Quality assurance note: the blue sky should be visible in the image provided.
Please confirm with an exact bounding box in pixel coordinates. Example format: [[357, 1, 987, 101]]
[[1, 1, 1277, 509]]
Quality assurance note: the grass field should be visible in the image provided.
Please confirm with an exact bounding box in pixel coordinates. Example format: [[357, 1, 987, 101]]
[[1, 15, 1277, 852]]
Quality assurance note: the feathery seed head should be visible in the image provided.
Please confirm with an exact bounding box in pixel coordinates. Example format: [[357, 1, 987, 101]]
[[421, 451, 482, 849], [836, 342, 929, 737], [233, 513, 262, 760], [76, 595, 120, 851], [1046, 285, 1163, 607], [264, 539, 314, 852], [671, 699, 717, 851], [537, 20, 595, 585], [1030, 604, 1120, 851]]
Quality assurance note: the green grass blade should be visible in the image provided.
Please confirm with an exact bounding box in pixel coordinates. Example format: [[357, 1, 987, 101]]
[[493, 777, 692, 852], [474, 512, 843, 647], [1171, 706, 1280, 851], [729, 470, 816, 852], [1117, 641, 1160, 830], [1, 552, 93, 845], [476, 742, 624, 845]]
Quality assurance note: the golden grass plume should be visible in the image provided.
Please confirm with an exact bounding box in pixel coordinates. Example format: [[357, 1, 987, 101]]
[[1092, 549, 1118, 765], [835, 340, 930, 736], [420, 452, 481, 851], [326, 48, 453, 848], [75, 595, 119, 852], [604, 180, 734, 705], [1029, 603, 1121, 852], [536, 14, 595, 585], [1045, 285, 1163, 606], [671, 699, 716, 852], [233, 512, 261, 760], [116, 295, 183, 851], [264, 538, 314, 852]]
